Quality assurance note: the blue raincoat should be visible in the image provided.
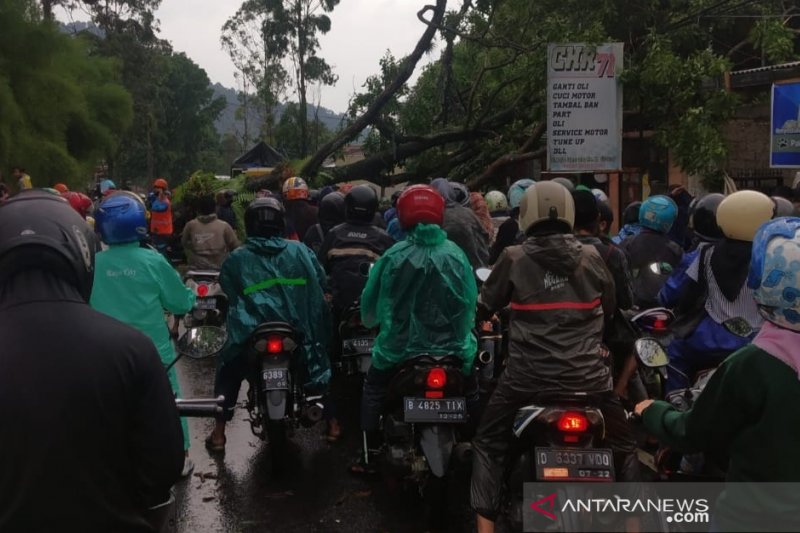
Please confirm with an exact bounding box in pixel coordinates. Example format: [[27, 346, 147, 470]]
[[219, 237, 331, 390]]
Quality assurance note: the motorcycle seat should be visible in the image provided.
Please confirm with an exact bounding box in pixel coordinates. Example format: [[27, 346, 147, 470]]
[[523, 390, 608, 407]]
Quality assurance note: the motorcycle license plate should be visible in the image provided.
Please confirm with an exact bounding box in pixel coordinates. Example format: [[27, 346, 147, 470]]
[[262, 368, 289, 390], [196, 298, 217, 311], [535, 447, 615, 481], [403, 397, 466, 423], [342, 337, 374, 354]]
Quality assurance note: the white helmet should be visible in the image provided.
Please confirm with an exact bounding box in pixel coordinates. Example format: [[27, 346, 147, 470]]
[[485, 190, 508, 212], [717, 190, 775, 242], [519, 181, 575, 234], [592, 188, 608, 204]]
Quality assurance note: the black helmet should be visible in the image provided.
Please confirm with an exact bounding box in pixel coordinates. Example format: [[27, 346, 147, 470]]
[[319, 191, 346, 230], [245, 197, 285, 238], [691, 193, 724, 242], [622, 201, 642, 225], [772, 196, 796, 218], [0, 190, 96, 301], [598, 201, 614, 226], [345, 185, 378, 222]]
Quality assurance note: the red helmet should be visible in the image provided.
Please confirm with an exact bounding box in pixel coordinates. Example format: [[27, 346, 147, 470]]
[[397, 185, 445, 229], [62, 191, 93, 219], [153, 178, 168, 190]]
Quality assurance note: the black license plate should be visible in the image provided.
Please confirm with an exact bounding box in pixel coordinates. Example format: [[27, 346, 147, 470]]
[[262, 368, 289, 390], [196, 297, 217, 310], [342, 337, 374, 354], [403, 397, 466, 423], [535, 447, 615, 481]]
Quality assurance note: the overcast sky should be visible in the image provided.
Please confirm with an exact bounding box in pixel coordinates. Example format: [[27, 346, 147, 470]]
[[102, 0, 436, 113]]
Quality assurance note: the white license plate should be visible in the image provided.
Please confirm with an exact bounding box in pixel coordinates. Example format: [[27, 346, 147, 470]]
[[196, 298, 217, 310], [262, 368, 289, 390], [342, 337, 374, 354], [535, 447, 615, 481], [403, 397, 466, 423]]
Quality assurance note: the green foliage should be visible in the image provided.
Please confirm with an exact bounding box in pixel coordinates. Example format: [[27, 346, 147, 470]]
[[0, 0, 132, 189]]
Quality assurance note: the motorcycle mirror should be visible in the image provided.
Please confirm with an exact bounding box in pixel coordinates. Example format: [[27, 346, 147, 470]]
[[475, 267, 492, 283], [634, 338, 669, 368], [177, 326, 227, 359], [648, 262, 673, 275], [722, 317, 753, 338], [359, 262, 375, 277]]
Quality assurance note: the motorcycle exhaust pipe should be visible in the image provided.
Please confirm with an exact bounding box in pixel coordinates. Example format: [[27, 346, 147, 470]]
[[300, 401, 324, 427], [477, 350, 494, 366]]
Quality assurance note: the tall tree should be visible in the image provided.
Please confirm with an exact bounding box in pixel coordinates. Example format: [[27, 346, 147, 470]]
[[0, 0, 132, 187]]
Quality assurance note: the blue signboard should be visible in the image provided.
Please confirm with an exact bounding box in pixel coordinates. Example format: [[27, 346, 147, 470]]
[[771, 82, 800, 168]]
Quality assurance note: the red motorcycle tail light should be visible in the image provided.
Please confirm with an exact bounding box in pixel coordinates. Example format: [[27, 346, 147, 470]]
[[266, 336, 283, 354], [557, 412, 589, 433], [426, 367, 447, 389], [196, 284, 209, 297]]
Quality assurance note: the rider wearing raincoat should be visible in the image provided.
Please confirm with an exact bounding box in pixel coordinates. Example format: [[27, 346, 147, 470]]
[[90, 194, 195, 470], [206, 196, 331, 451], [354, 185, 478, 473]]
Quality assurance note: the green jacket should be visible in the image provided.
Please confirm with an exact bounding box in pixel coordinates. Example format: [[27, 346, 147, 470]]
[[361, 224, 477, 374], [90, 242, 195, 362], [643, 344, 800, 531], [219, 237, 331, 389]]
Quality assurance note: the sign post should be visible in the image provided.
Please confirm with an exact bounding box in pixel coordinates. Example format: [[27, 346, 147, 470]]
[[547, 43, 624, 173], [770, 82, 800, 168]]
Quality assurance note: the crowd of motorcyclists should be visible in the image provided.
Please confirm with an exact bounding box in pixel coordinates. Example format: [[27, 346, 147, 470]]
[[2, 168, 800, 532]]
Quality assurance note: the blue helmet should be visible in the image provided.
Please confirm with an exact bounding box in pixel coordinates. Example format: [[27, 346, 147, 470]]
[[748, 217, 800, 331], [99, 179, 116, 195], [508, 179, 535, 209], [95, 194, 148, 245], [639, 195, 678, 233]]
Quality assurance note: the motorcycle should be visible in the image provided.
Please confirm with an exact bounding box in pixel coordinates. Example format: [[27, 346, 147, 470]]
[[337, 301, 375, 377], [474, 267, 502, 386], [182, 270, 227, 328], [502, 390, 615, 531], [629, 307, 675, 400], [379, 354, 476, 528], [336, 262, 376, 377], [241, 322, 324, 471]]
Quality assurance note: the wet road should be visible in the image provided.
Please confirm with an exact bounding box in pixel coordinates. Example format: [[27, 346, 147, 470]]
[[173, 356, 475, 532]]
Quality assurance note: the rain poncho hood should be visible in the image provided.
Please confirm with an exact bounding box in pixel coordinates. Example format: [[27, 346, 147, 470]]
[[360, 224, 477, 374], [219, 237, 331, 389]]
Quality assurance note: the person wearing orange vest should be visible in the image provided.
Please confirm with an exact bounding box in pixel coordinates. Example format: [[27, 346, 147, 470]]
[[148, 178, 174, 253]]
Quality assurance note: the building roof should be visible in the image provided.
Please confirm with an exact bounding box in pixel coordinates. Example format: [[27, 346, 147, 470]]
[[729, 61, 800, 89]]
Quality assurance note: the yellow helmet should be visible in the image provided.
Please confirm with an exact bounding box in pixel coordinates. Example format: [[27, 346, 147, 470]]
[[716, 190, 775, 242]]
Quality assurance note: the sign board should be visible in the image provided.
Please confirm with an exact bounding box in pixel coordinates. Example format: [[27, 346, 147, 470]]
[[547, 43, 623, 173], [771, 82, 800, 168]]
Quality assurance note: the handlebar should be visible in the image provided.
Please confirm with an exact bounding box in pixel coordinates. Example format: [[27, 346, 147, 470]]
[[175, 395, 224, 418]]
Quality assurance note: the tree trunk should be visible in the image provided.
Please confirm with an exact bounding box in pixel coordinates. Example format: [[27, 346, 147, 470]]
[[300, 0, 448, 178]]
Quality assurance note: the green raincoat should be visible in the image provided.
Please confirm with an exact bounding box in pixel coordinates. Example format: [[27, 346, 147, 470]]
[[219, 237, 331, 389], [361, 223, 478, 374], [90, 242, 195, 449]]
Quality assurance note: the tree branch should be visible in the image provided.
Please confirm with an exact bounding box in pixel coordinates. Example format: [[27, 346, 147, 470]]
[[300, 0, 448, 177], [467, 123, 547, 189]]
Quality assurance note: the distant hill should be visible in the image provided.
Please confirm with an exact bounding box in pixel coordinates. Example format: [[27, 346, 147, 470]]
[[212, 83, 346, 139]]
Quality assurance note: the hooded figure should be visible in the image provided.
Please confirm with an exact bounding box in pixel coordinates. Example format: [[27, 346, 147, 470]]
[[430, 178, 489, 268]]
